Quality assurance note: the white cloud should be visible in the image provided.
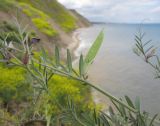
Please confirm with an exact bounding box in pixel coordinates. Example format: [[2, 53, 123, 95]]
[[58, 0, 160, 23]]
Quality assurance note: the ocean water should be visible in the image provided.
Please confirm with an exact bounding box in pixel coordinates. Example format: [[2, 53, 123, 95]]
[[75, 23, 160, 115]]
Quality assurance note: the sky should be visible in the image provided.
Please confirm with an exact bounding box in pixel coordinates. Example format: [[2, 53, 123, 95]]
[[58, 0, 160, 23]]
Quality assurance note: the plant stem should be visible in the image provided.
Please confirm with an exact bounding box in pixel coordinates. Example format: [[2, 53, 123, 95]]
[[37, 62, 138, 113]]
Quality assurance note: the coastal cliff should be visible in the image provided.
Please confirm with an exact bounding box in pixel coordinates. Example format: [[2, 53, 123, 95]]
[[69, 9, 91, 28], [0, 0, 91, 52]]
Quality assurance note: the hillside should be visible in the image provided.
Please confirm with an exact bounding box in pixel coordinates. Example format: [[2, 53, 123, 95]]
[[0, 0, 91, 53], [69, 9, 91, 28]]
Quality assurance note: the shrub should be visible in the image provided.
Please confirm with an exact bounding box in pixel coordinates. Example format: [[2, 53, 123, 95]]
[[48, 75, 93, 109], [19, 2, 58, 37], [32, 18, 57, 37], [28, 52, 94, 117], [0, 64, 32, 104]]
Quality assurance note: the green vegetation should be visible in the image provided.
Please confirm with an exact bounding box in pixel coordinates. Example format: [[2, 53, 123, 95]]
[[0, 21, 31, 43], [17, 0, 77, 32], [47, 1, 77, 32], [0, 22, 95, 126], [85, 31, 104, 68], [133, 31, 160, 78], [0, 1, 159, 125], [0, 21, 159, 126], [0, 65, 24, 103], [32, 18, 57, 37], [48, 75, 94, 111], [19, 2, 57, 37], [0, 21, 18, 42], [0, 0, 79, 39], [0, 108, 19, 125], [49, 75, 87, 102], [0, 0, 13, 11]]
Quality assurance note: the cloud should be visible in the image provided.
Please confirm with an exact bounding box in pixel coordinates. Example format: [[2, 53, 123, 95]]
[[151, 6, 160, 13], [58, 0, 160, 23]]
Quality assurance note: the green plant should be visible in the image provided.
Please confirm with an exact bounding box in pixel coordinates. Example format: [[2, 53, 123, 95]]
[[0, 64, 23, 103], [0, 0, 14, 11], [133, 30, 160, 78], [0, 107, 20, 126], [0, 21, 22, 43], [0, 22, 160, 126], [44, 0, 77, 32], [19, 2, 57, 37], [17, 0, 77, 32], [32, 18, 57, 37], [0, 64, 33, 104]]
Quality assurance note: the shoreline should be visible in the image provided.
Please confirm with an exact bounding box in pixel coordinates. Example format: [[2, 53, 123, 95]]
[[71, 30, 81, 57], [69, 28, 84, 60], [71, 26, 110, 111]]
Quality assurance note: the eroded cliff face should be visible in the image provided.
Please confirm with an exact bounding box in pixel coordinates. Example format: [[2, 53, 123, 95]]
[[0, 0, 91, 53], [69, 9, 91, 28]]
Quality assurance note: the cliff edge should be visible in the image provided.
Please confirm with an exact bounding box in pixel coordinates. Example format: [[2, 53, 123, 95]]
[[0, 0, 91, 53]]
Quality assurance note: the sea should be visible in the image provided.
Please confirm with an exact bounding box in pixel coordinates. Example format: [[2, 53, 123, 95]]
[[75, 23, 160, 116]]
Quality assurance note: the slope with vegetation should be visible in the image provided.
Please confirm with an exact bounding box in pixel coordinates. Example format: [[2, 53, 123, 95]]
[[0, 0, 91, 52], [0, 0, 160, 126]]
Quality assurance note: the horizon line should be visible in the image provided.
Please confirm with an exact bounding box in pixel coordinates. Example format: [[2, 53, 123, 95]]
[[91, 21, 160, 25]]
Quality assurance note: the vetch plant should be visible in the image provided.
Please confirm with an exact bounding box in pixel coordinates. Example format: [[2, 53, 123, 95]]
[[0, 22, 160, 125], [133, 30, 160, 79]]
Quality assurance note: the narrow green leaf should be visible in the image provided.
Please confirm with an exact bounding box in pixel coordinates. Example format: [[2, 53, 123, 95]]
[[108, 106, 114, 117], [67, 49, 72, 73], [55, 46, 60, 66], [135, 43, 143, 53], [143, 40, 152, 47], [156, 56, 160, 67], [135, 96, 140, 111], [79, 54, 84, 77], [111, 99, 124, 117], [41, 47, 47, 62], [97, 118, 101, 126], [118, 103, 126, 117], [101, 114, 110, 126], [135, 38, 142, 47], [138, 113, 146, 126], [93, 109, 97, 124], [85, 30, 104, 65], [149, 114, 158, 126], [45, 72, 48, 87], [47, 73, 54, 81], [125, 96, 135, 109], [116, 98, 127, 116], [135, 35, 143, 45], [43, 66, 47, 76]]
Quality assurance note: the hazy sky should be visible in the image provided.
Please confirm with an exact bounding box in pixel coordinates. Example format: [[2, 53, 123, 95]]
[[58, 0, 160, 23]]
